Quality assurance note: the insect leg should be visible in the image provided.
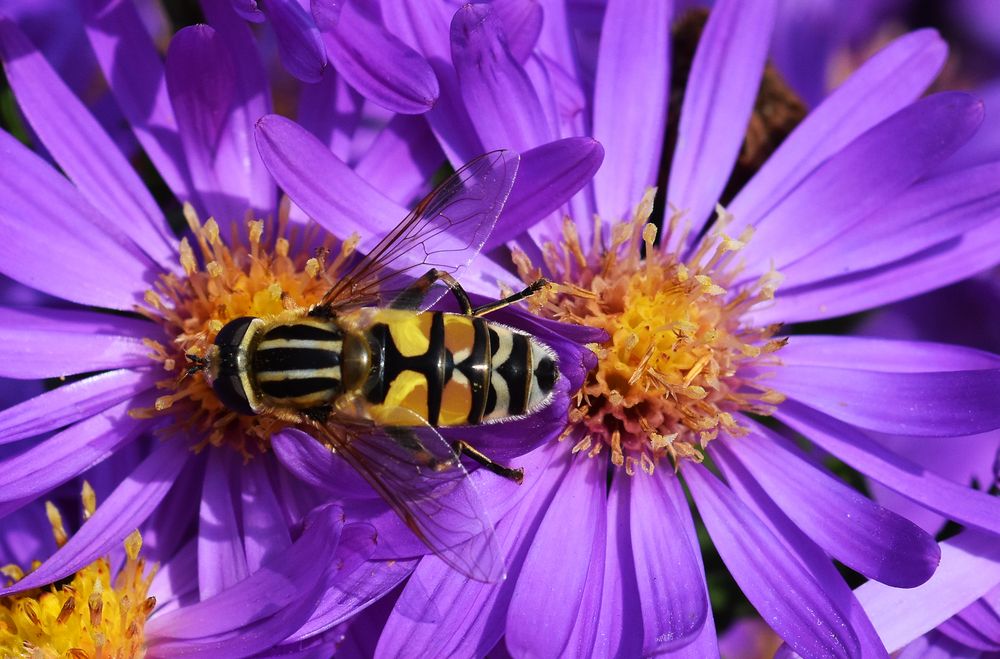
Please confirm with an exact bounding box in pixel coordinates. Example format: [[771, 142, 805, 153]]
[[452, 440, 524, 484], [472, 279, 550, 317], [391, 268, 474, 314]]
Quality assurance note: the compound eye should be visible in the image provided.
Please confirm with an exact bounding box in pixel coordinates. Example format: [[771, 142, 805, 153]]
[[214, 316, 256, 349], [210, 317, 259, 416]]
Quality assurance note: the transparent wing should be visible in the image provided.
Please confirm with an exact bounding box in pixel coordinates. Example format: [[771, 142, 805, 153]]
[[307, 411, 505, 582], [316, 150, 519, 312]]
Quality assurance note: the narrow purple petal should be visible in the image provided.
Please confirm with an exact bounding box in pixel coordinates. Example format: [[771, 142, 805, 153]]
[[779, 335, 1000, 372], [254, 113, 405, 248], [778, 400, 1000, 536], [684, 462, 860, 658], [771, 363, 1000, 436], [376, 445, 565, 658], [938, 598, 1000, 652], [353, 114, 445, 206], [262, 0, 326, 83], [629, 469, 708, 652], [740, 92, 984, 276], [493, 0, 542, 63], [0, 395, 153, 517], [241, 457, 292, 572], [147, 505, 344, 655], [199, 448, 250, 599], [727, 424, 940, 587], [0, 15, 176, 266], [666, 0, 777, 248], [149, 539, 198, 615], [296, 70, 364, 162], [83, 0, 194, 205], [489, 137, 604, 248], [729, 29, 947, 232], [591, 0, 670, 223], [755, 215, 1000, 324], [201, 1, 276, 217], [0, 130, 155, 310], [0, 307, 155, 379], [381, 0, 483, 161], [507, 454, 605, 657], [285, 525, 407, 641], [0, 437, 189, 595], [593, 469, 643, 658], [0, 368, 156, 444], [856, 530, 1000, 653], [711, 440, 889, 658], [451, 3, 550, 152], [271, 428, 375, 499], [780, 161, 1000, 288], [314, 0, 437, 113], [563, 463, 608, 655]]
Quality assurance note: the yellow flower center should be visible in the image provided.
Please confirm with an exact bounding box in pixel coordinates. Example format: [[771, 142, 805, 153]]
[[514, 191, 786, 474], [0, 484, 156, 658], [134, 205, 357, 457]]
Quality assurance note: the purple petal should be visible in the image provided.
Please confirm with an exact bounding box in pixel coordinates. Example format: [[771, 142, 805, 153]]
[[0, 307, 155, 379], [711, 440, 889, 658], [353, 114, 445, 206], [489, 137, 604, 248], [262, 0, 326, 83], [0, 130, 155, 310], [563, 464, 608, 655], [630, 468, 709, 653], [684, 462, 860, 658], [939, 79, 1000, 173], [666, 0, 776, 248], [271, 428, 375, 499], [165, 23, 272, 224], [856, 530, 1000, 653], [241, 457, 292, 572], [938, 604, 1000, 652], [727, 424, 940, 587], [147, 504, 344, 654], [376, 445, 565, 658], [0, 368, 156, 444], [0, 15, 176, 266], [0, 437, 189, 595], [230, 0, 264, 22], [591, 0, 670, 223], [779, 335, 1000, 372], [770, 363, 1000, 437], [296, 70, 364, 162], [199, 448, 250, 598], [83, 0, 194, 205], [740, 92, 984, 276], [314, 0, 437, 113], [756, 215, 1000, 324], [200, 2, 276, 216], [0, 394, 153, 518], [729, 29, 947, 233], [285, 525, 409, 641], [451, 3, 550, 152], [507, 454, 605, 657], [254, 113, 405, 247], [493, 0, 543, 63], [381, 0, 483, 161], [778, 400, 1000, 536], [150, 539, 199, 615], [780, 160, 1000, 288], [593, 468, 643, 658]]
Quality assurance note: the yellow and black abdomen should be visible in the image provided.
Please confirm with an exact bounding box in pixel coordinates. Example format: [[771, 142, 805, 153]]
[[363, 310, 558, 426]]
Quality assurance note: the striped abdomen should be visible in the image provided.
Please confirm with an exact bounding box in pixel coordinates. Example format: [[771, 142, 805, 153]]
[[363, 310, 558, 426], [252, 320, 344, 409]]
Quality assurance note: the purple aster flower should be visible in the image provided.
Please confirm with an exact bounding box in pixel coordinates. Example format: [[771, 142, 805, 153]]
[[0, 484, 375, 655], [332, 1, 1000, 656], [0, 0, 599, 642]]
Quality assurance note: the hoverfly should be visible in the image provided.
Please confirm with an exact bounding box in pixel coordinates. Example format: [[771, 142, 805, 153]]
[[188, 151, 557, 582]]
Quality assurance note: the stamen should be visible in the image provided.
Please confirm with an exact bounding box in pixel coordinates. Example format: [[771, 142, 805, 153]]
[[519, 192, 785, 473]]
